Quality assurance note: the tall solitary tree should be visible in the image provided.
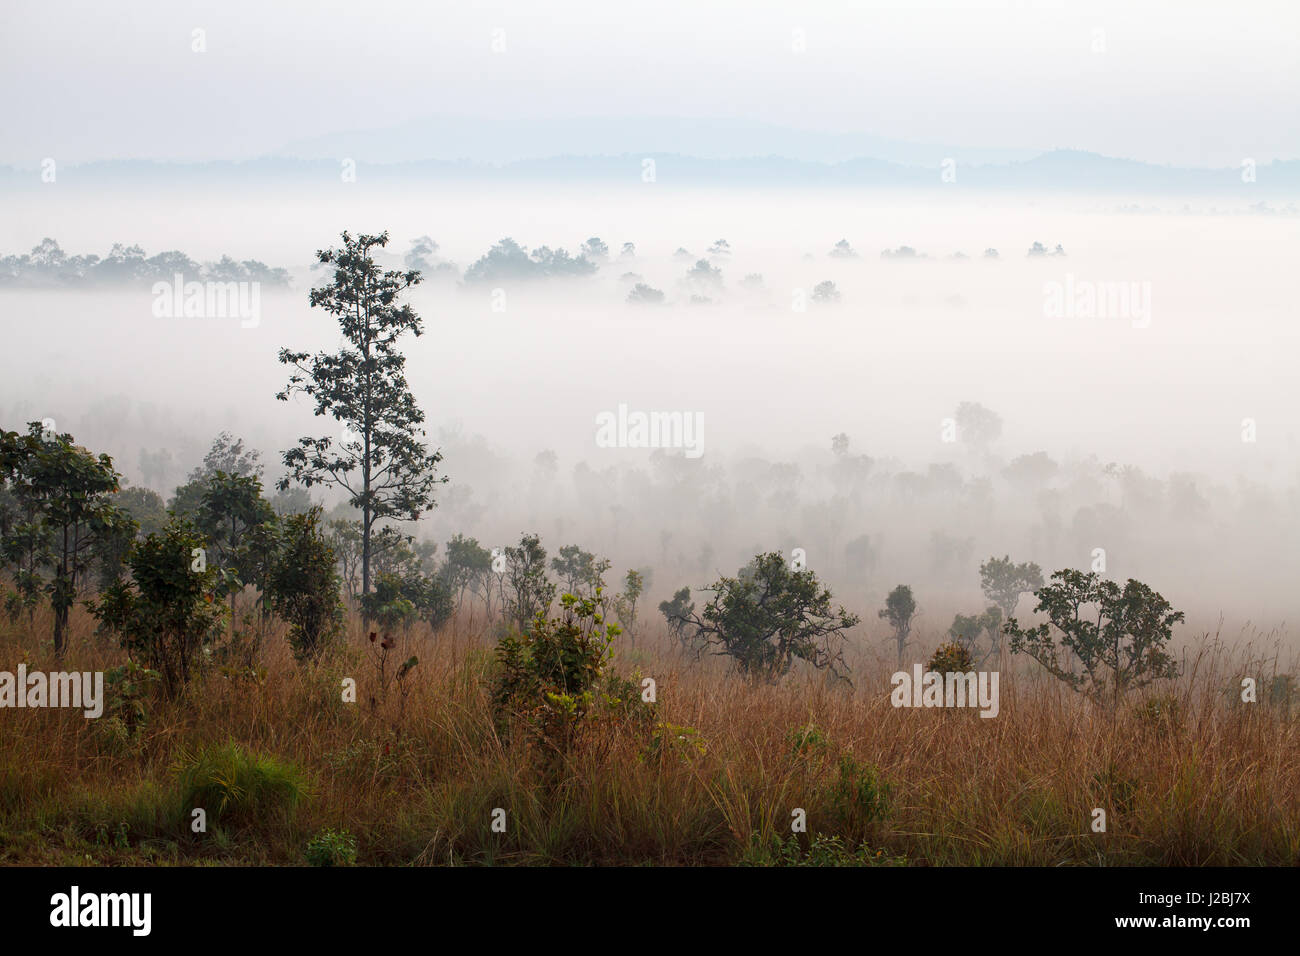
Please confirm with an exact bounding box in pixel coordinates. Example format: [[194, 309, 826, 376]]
[[276, 231, 447, 602]]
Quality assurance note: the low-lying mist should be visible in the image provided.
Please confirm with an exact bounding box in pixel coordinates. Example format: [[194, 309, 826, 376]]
[[2, 183, 1297, 647]]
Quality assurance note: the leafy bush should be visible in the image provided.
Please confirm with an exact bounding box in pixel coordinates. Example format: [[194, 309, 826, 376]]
[[663, 552, 859, 683], [597, 671, 656, 733], [927, 641, 975, 675], [788, 722, 830, 759], [492, 591, 617, 754], [360, 572, 416, 633], [268, 506, 343, 663], [400, 571, 455, 631], [103, 659, 162, 733], [90, 517, 227, 696], [305, 828, 358, 866], [827, 754, 892, 839]]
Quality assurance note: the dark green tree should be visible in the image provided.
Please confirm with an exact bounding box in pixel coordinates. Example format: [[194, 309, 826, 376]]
[[197, 470, 275, 629], [504, 532, 555, 632], [268, 507, 343, 664], [276, 230, 447, 603], [550, 543, 610, 597], [879, 584, 917, 668], [979, 555, 1044, 619], [90, 517, 227, 695], [1004, 569, 1183, 708], [1, 424, 133, 655], [441, 533, 492, 616], [665, 552, 859, 683], [948, 606, 1003, 666]]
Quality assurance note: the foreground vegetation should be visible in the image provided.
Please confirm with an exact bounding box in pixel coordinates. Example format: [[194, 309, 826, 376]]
[[1, 602, 1296, 867]]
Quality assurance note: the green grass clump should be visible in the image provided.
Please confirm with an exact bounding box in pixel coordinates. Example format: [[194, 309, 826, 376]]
[[173, 741, 308, 832]]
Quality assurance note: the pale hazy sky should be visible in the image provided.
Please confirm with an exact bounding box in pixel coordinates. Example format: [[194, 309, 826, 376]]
[[1, 0, 1297, 167]]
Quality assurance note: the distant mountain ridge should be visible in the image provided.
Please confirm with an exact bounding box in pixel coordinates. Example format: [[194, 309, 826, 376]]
[[274, 115, 1042, 167], [2, 149, 1297, 195]]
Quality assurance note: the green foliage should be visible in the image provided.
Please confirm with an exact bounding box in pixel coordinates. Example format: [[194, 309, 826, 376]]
[[0, 423, 133, 654], [503, 533, 556, 632], [927, 641, 976, 675], [787, 722, 830, 760], [172, 742, 307, 831], [597, 671, 657, 735], [492, 590, 618, 754], [399, 570, 455, 631], [550, 543, 610, 597], [90, 517, 227, 696], [1005, 569, 1184, 707], [979, 555, 1044, 619], [305, 828, 358, 866], [268, 506, 344, 664], [666, 552, 859, 683], [879, 584, 917, 666], [103, 659, 162, 733], [441, 533, 492, 613], [276, 230, 447, 601], [658, 586, 696, 649], [612, 568, 646, 641], [360, 573, 416, 634], [827, 754, 892, 838], [947, 606, 1003, 664]]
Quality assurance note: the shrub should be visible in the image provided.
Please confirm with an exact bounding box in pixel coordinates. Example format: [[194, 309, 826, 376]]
[[492, 591, 617, 754], [401, 571, 455, 631], [664, 552, 859, 683], [173, 742, 308, 831], [360, 573, 416, 633], [103, 659, 162, 733], [90, 517, 227, 696], [305, 828, 358, 866], [597, 671, 656, 733], [268, 506, 343, 663], [827, 755, 892, 838], [788, 722, 830, 759], [927, 641, 975, 675]]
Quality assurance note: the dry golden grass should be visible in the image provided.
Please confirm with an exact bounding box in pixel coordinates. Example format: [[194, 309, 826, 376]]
[[1, 602, 1297, 866]]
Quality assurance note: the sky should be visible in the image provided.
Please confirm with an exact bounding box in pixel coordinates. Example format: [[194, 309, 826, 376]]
[[1, 0, 1297, 168]]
